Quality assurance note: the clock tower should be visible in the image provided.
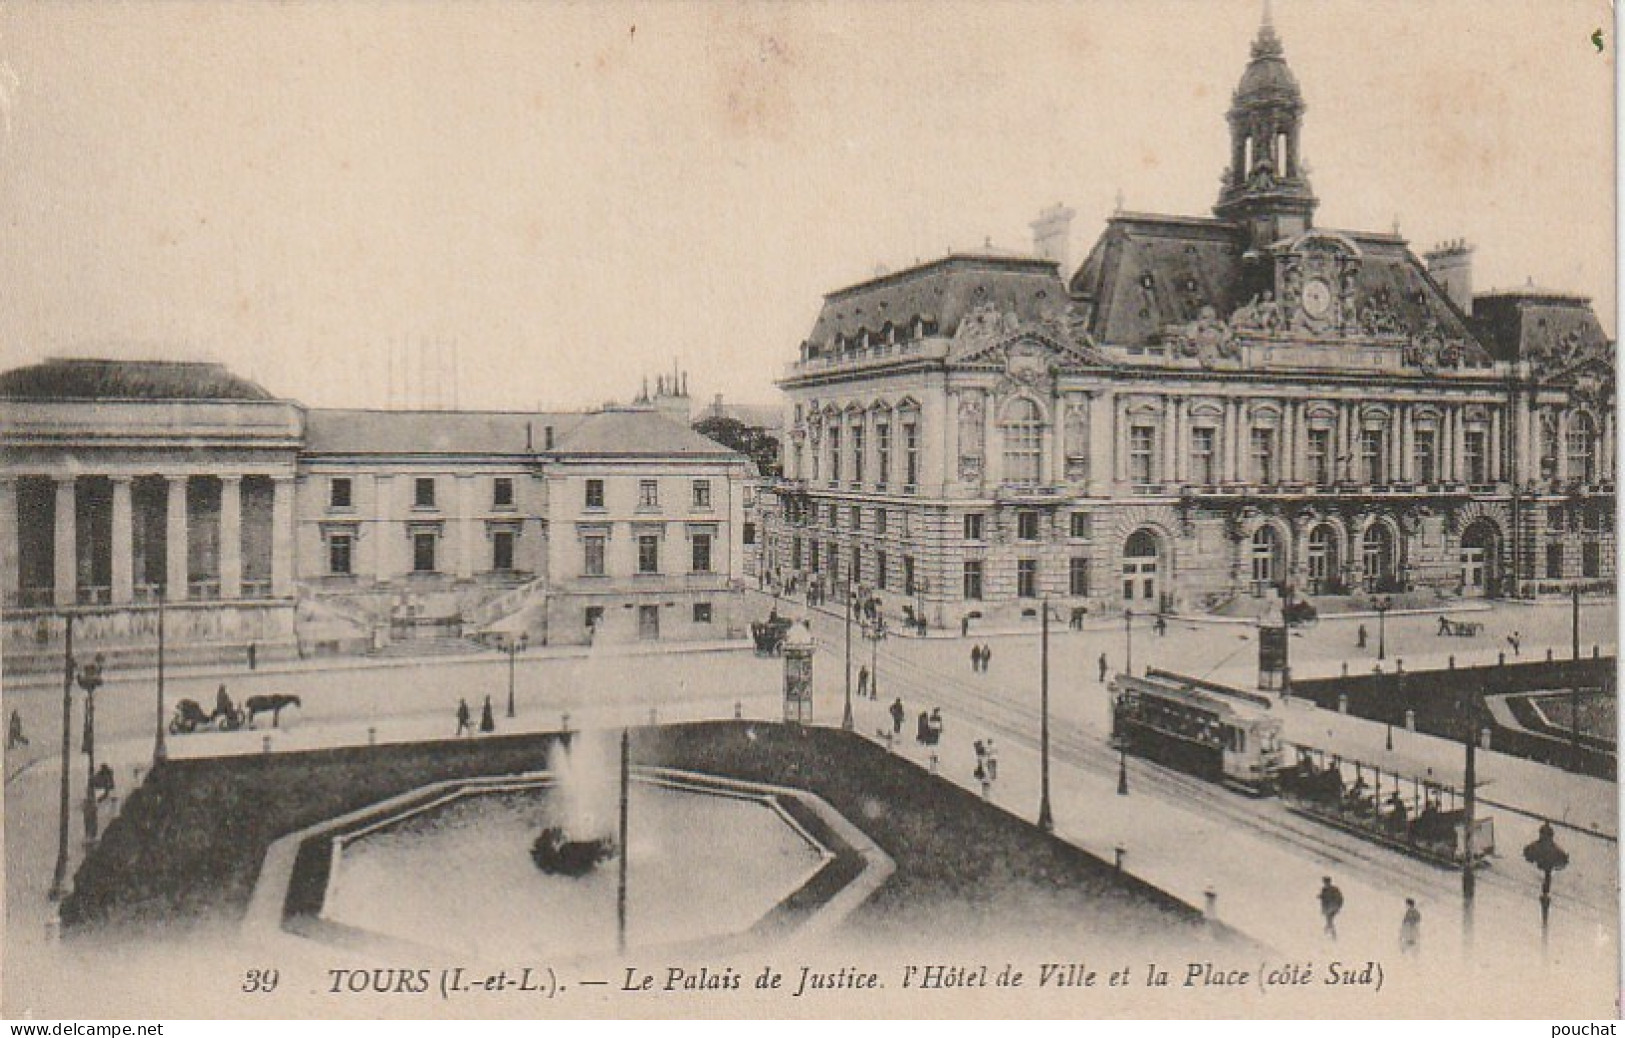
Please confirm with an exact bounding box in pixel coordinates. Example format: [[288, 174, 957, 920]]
[[1213, 5, 1318, 254]]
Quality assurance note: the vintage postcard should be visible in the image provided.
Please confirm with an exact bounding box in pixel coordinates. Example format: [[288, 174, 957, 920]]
[[0, 0, 1616, 1021]]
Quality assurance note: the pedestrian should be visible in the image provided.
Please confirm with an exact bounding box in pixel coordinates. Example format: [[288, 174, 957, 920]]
[[982, 644, 993, 672], [973, 739, 987, 771], [970, 644, 982, 673], [479, 695, 496, 734], [91, 763, 115, 802], [961, 614, 971, 638], [976, 758, 991, 800], [247, 641, 257, 671], [1399, 898, 1421, 954], [7, 709, 27, 749], [1356, 624, 1368, 649], [890, 697, 905, 735], [857, 664, 870, 699], [1098, 653, 1109, 683], [456, 698, 472, 737], [1508, 630, 1521, 657], [984, 737, 998, 781], [1318, 876, 1344, 939]]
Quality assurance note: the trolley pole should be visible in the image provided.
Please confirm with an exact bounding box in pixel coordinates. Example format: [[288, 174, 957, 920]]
[[1038, 599, 1053, 832], [154, 589, 168, 766], [617, 728, 630, 953], [842, 570, 854, 732], [49, 614, 75, 901]]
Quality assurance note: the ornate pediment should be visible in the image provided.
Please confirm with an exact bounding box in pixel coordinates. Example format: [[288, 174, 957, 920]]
[[1547, 354, 1617, 408], [950, 302, 1108, 370]]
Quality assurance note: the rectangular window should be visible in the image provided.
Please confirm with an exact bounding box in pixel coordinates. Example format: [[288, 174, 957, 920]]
[[413, 532, 436, 572], [328, 534, 352, 576], [492, 531, 515, 572], [1360, 429, 1386, 484], [1017, 559, 1039, 599], [493, 477, 514, 508], [875, 509, 888, 535], [851, 544, 861, 583], [876, 550, 889, 590], [586, 479, 605, 509], [329, 477, 352, 509], [742, 522, 756, 546], [829, 427, 842, 484], [903, 556, 916, 596], [850, 505, 862, 531], [693, 602, 713, 624], [585, 606, 604, 632], [1464, 430, 1487, 484], [1250, 427, 1276, 484], [1130, 426, 1155, 484], [1192, 428, 1216, 485], [1546, 542, 1564, 579], [638, 534, 660, 574], [638, 480, 659, 509], [964, 513, 984, 540], [1414, 430, 1437, 483], [963, 560, 984, 600], [1582, 541, 1601, 578], [876, 422, 891, 487], [691, 532, 713, 573], [637, 604, 660, 640], [1018, 510, 1040, 541], [584, 535, 606, 577], [692, 480, 711, 509], [1069, 557, 1089, 596], [826, 541, 838, 580], [1308, 428, 1332, 484], [791, 536, 803, 570], [852, 423, 865, 485], [904, 422, 919, 490], [414, 477, 436, 508], [1070, 512, 1091, 539], [809, 539, 820, 573]]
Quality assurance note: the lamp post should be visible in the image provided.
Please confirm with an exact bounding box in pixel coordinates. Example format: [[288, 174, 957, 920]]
[[860, 597, 886, 703], [153, 587, 168, 767], [502, 632, 528, 719], [1124, 607, 1134, 676], [1373, 594, 1392, 662], [1038, 598, 1053, 831], [842, 570, 854, 732], [78, 653, 105, 843], [48, 613, 76, 902], [1522, 820, 1569, 953]]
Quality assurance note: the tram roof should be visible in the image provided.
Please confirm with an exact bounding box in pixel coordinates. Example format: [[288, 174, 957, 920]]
[[1118, 673, 1274, 725]]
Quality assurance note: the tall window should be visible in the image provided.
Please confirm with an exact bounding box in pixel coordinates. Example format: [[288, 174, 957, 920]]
[[492, 531, 515, 572], [964, 513, 984, 540], [1307, 525, 1336, 592], [903, 556, 916, 596], [1002, 399, 1044, 486], [903, 421, 919, 490], [876, 551, 888, 590], [963, 560, 983, 600], [1413, 429, 1436, 483], [692, 480, 711, 509], [876, 422, 891, 487], [851, 422, 865, 485], [1250, 427, 1277, 484], [1017, 559, 1039, 599], [414, 477, 436, 508], [1546, 542, 1564, 579], [1308, 428, 1331, 484], [493, 477, 515, 508], [638, 534, 660, 574], [1070, 512, 1091, 539], [638, 479, 659, 508], [1540, 413, 1560, 481], [413, 532, 436, 572], [1360, 429, 1386, 484], [691, 532, 713, 574], [1251, 526, 1279, 586], [809, 538, 820, 573], [1362, 525, 1393, 587], [875, 509, 888, 535], [1069, 557, 1089, 596], [1567, 413, 1597, 483], [1129, 426, 1156, 484], [1582, 541, 1601, 578], [329, 477, 352, 509], [1464, 429, 1487, 484], [584, 535, 606, 576], [850, 544, 861, 583], [586, 479, 605, 509], [328, 534, 352, 576], [1192, 427, 1217, 484], [1017, 510, 1040, 541], [829, 427, 842, 484]]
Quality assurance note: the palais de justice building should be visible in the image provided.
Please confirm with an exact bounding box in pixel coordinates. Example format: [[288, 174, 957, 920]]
[[762, 15, 1616, 630]]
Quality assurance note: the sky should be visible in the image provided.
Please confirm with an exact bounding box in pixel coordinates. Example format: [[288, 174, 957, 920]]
[[0, 0, 1614, 412]]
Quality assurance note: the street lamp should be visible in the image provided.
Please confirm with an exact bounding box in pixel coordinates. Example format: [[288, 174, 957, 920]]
[[860, 597, 886, 703], [1373, 595, 1392, 661], [1038, 598, 1053, 831], [842, 570, 855, 732], [49, 613, 77, 902], [153, 586, 168, 767], [1522, 820, 1569, 951], [77, 654, 105, 843], [1124, 607, 1134, 676], [502, 632, 529, 719]]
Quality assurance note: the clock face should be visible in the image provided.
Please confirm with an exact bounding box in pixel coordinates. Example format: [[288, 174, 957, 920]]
[[1302, 278, 1333, 319]]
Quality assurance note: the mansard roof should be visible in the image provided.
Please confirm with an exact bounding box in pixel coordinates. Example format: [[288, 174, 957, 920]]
[[0, 358, 277, 402], [805, 254, 1067, 353], [1470, 289, 1615, 376], [304, 409, 583, 457], [1069, 212, 1483, 357]]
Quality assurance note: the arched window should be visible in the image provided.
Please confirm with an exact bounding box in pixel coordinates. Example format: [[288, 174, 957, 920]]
[[1566, 413, 1597, 483], [1002, 398, 1045, 486]]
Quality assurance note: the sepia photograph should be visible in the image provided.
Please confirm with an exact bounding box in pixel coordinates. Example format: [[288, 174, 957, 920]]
[[0, 0, 1616, 1021]]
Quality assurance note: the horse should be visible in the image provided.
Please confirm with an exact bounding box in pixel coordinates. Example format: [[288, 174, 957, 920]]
[[246, 693, 302, 729]]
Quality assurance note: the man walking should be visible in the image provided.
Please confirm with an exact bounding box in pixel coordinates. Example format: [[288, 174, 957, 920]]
[[1098, 653, 1109, 683], [455, 698, 472, 737], [1318, 876, 1344, 939], [981, 644, 992, 672], [889, 697, 905, 736], [1399, 898, 1421, 954], [970, 644, 981, 674], [857, 664, 870, 699]]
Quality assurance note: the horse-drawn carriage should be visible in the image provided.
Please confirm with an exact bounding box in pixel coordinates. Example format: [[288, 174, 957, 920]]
[[1283, 597, 1318, 628], [169, 698, 244, 735], [1437, 616, 1484, 638], [751, 615, 793, 655]]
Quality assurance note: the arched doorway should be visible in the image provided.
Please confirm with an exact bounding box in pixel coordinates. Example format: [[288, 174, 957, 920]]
[[1122, 529, 1161, 605], [1361, 524, 1396, 592], [1460, 519, 1502, 597], [1306, 524, 1341, 595], [1250, 526, 1284, 595]]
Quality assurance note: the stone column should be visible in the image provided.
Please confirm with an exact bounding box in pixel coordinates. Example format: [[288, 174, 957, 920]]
[[1515, 392, 1533, 486], [1489, 407, 1503, 483], [165, 475, 189, 599], [271, 476, 295, 598], [54, 476, 78, 607], [1088, 390, 1112, 496], [0, 477, 17, 604], [1172, 397, 1187, 483], [1161, 397, 1177, 484], [456, 474, 477, 580], [219, 475, 243, 599], [1114, 394, 1129, 484], [111, 476, 134, 605], [1399, 405, 1414, 482], [1224, 398, 1240, 482], [1453, 406, 1468, 483]]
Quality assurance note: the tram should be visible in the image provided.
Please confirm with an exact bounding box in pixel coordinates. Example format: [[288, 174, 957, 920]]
[[1110, 671, 1284, 793]]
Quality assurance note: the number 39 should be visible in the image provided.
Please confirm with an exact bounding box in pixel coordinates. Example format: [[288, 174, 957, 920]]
[[243, 969, 280, 994]]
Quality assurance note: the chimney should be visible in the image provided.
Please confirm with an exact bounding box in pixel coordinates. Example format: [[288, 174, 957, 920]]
[[544, 425, 555, 450], [1425, 238, 1474, 316], [1030, 203, 1077, 272]]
